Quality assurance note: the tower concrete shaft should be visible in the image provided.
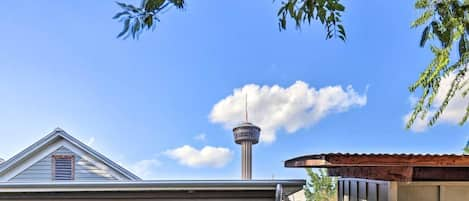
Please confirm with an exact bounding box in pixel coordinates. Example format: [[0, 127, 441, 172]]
[[233, 122, 260, 180], [241, 141, 253, 180]]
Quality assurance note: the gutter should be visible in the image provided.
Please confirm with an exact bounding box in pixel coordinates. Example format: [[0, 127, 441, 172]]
[[0, 180, 305, 195]]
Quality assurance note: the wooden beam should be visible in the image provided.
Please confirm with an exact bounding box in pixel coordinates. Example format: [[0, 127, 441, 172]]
[[327, 167, 413, 182], [413, 167, 469, 181], [284, 158, 328, 168], [325, 167, 469, 181]]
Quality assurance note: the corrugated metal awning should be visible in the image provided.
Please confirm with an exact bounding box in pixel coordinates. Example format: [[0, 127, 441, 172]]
[[285, 153, 469, 181]]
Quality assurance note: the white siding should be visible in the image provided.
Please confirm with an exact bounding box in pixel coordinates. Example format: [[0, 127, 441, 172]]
[[398, 182, 469, 201], [10, 147, 117, 182]]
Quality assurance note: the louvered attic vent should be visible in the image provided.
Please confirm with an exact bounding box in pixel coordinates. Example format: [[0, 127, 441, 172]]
[[52, 155, 74, 180]]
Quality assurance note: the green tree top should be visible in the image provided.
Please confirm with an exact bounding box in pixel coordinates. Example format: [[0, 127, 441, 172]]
[[407, 0, 468, 129], [304, 168, 337, 201]]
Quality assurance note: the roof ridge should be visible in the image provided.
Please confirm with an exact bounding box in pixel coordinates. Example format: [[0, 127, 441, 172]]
[[0, 128, 141, 181], [54, 129, 141, 180]]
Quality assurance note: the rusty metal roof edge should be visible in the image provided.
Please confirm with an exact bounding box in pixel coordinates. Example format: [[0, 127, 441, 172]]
[[287, 153, 466, 157], [284, 153, 469, 168]]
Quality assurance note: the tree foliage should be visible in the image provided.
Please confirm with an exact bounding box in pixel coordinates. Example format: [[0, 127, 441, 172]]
[[114, 0, 345, 41], [464, 139, 469, 153], [113, 0, 184, 39], [304, 168, 337, 201], [277, 0, 346, 41], [406, 0, 469, 129]]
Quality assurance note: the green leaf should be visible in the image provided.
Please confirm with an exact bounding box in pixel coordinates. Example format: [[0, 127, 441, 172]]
[[411, 10, 434, 28], [338, 24, 346, 38], [277, 5, 286, 16], [144, 0, 165, 11], [461, 103, 469, 125], [280, 15, 287, 30], [132, 19, 141, 38], [318, 8, 326, 23], [116, 2, 128, 9], [415, 0, 429, 8], [420, 25, 431, 47], [338, 35, 345, 41], [335, 3, 345, 11], [117, 18, 130, 38], [287, 2, 295, 18], [112, 11, 129, 19], [144, 15, 154, 28], [296, 9, 304, 26], [459, 37, 467, 57], [169, 0, 185, 9]]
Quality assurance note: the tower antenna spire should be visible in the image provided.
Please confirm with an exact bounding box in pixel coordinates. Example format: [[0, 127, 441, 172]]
[[245, 94, 248, 122], [233, 94, 261, 179]]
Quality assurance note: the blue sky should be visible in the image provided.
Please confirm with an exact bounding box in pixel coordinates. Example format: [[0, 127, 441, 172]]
[[0, 0, 467, 180]]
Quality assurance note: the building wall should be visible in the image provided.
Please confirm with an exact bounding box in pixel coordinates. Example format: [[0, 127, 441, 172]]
[[398, 182, 469, 201], [339, 178, 469, 201], [288, 189, 306, 201], [10, 146, 117, 182]]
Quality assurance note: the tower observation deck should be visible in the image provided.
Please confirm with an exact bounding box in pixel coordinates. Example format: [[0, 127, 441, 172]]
[[233, 121, 260, 180]]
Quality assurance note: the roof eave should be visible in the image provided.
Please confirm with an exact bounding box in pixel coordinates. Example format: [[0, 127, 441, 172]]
[[0, 180, 306, 195]]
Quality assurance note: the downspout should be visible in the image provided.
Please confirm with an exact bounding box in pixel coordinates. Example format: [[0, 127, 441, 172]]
[[275, 183, 284, 201]]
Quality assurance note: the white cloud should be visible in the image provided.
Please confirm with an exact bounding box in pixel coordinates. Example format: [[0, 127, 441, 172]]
[[165, 145, 233, 168], [128, 159, 161, 179], [194, 133, 207, 141], [404, 111, 429, 132], [210, 81, 367, 143], [405, 71, 469, 132]]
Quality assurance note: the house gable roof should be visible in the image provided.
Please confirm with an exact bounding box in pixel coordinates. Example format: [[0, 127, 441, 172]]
[[0, 128, 140, 181]]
